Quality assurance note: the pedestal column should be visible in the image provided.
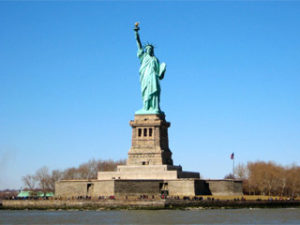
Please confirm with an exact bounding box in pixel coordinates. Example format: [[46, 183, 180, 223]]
[[127, 114, 173, 166]]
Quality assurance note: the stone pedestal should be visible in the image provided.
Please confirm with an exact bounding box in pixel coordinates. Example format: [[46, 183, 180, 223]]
[[97, 114, 200, 181], [127, 114, 173, 166], [56, 114, 243, 197], [97, 164, 200, 180]]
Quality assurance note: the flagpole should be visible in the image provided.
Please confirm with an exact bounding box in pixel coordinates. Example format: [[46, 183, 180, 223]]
[[232, 157, 235, 178], [231, 152, 235, 178]]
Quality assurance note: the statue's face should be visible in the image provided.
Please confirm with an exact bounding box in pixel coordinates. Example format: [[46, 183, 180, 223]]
[[145, 46, 154, 56]]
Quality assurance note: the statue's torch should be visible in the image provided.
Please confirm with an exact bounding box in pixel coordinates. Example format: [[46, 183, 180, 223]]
[[134, 22, 140, 31]]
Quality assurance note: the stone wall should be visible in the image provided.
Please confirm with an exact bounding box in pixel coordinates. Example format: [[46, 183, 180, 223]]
[[3, 199, 300, 210], [195, 180, 211, 195], [55, 180, 89, 197], [178, 171, 200, 179], [114, 180, 162, 196], [98, 165, 181, 180], [98, 165, 200, 180], [55, 179, 243, 198], [2, 200, 165, 209], [168, 180, 196, 196], [55, 180, 115, 198], [93, 181, 115, 197], [206, 179, 243, 196]]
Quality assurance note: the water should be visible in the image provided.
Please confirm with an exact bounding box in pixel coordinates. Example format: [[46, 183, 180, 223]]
[[1, 208, 300, 225]]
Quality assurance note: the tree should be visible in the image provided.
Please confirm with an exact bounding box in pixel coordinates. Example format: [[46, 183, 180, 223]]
[[60, 159, 126, 180], [262, 162, 280, 196], [247, 161, 290, 196], [248, 161, 279, 195], [22, 175, 36, 191], [49, 170, 63, 192], [233, 163, 250, 194], [97, 159, 126, 172], [63, 167, 81, 180], [78, 159, 98, 179], [35, 166, 51, 194], [234, 163, 248, 179], [21, 158, 126, 192], [286, 166, 300, 197], [276, 166, 288, 196], [224, 173, 235, 179], [247, 161, 262, 195]]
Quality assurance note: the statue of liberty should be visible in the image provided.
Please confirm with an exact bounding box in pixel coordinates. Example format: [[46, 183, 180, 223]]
[[134, 23, 166, 115]]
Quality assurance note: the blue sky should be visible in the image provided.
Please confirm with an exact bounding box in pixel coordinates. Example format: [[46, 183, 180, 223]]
[[0, 1, 299, 189]]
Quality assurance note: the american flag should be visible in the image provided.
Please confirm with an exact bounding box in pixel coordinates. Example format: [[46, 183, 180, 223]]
[[230, 152, 234, 160]]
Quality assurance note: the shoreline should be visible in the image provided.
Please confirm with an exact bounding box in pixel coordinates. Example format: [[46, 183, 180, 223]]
[[1, 199, 300, 210]]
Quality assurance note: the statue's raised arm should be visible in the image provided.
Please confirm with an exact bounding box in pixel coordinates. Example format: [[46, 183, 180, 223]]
[[134, 22, 142, 50], [133, 22, 166, 115]]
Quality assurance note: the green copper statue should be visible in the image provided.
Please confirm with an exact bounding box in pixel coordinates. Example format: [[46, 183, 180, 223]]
[[134, 22, 166, 115]]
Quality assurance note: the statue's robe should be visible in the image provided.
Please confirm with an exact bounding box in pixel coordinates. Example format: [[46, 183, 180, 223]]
[[137, 48, 166, 113]]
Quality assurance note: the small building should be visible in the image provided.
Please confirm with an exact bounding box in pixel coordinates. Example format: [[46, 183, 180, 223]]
[[17, 191, 54, 198]]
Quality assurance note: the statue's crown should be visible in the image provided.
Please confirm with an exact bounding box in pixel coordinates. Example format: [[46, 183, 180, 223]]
[[144, 42, 155, 49]]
